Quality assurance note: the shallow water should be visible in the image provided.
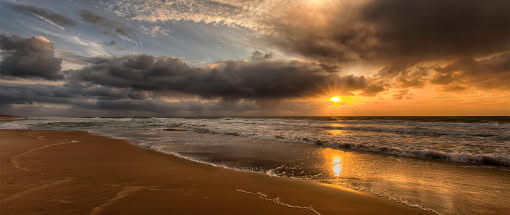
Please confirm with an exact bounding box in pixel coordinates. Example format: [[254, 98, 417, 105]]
[[1, 116, 509, 214]]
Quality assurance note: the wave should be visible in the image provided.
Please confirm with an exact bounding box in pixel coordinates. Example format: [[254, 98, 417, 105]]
[[325, 142, 510, 166], [177, 127, 510, 167], [178, 119, 510, 139], [309, 125, 508, 138], [234, 116, 510, 124], [3, 117, 510, 167]]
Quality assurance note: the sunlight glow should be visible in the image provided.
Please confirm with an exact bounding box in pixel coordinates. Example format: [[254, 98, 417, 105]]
[[330, 96, 341, 103]]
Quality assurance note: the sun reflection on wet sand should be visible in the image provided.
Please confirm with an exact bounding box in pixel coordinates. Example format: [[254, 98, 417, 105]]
[[332, 155, 343, 177], [322, 149, 345, 177]]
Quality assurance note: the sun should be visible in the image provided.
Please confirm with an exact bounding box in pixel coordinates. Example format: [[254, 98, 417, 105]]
[[329, 96, 341, 103]]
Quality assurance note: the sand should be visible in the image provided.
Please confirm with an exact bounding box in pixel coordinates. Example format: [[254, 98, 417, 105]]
[[0, 115, 20, 121], [0, 129, 431, 215]]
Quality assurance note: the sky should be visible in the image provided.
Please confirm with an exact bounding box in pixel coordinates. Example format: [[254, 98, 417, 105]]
[[0, 0, 509, 116]]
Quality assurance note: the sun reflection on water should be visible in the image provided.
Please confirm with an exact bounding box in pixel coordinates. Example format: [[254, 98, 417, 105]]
[[326, 129, 345, 136], [332, 155, 343, 177]]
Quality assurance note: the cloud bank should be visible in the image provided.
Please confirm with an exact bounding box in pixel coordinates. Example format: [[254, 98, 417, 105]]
[[270, 0, 510, 61], [72, 54, 382, 100], [0, 35, 63, 80], [0, 34, 383, 115]]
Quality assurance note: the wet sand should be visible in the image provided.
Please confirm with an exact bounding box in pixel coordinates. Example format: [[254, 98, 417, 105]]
[[0, 129, 431, 215], [0, 115, 19, 121]]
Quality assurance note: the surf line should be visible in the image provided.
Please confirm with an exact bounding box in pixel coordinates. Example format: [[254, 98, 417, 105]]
[[235, 189, 321, 215], [90, 186, 145, 215]]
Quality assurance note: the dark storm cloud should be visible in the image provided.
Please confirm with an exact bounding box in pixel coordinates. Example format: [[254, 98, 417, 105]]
[[0, 84, 66, 105], [362, 0, 510, 58], [268, 0, 510, 91], [79, 10, 134, 37], [0, 43, 384, 116], [0, 83, 169, 116], [0, 35, 63, 80], [271, 0, 510, 62], [0, 83, 300, 117], [0, 83, 148, 106], [71, 54, 383, 100], [7, 3, 76, 27], [431, 53, 510, 90], [0, 31, 385, 115]]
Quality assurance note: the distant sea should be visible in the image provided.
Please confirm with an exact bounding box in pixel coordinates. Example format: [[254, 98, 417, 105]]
[[2, 116, 510, 215]]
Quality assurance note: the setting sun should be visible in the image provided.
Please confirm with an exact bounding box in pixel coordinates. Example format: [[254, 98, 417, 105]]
[[330, 96, 341, 103]]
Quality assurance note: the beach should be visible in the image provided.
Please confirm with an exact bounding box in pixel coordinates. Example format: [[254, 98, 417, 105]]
[[0, 129, 430, 215], [0, 116, 19, 121]]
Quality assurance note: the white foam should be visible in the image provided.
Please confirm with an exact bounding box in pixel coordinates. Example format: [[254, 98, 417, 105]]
[[236, 189, 321, 215]]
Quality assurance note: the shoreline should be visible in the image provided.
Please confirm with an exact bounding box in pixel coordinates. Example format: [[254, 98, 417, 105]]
[[0, 115, 20, 121], [0, 129, 431, 215]]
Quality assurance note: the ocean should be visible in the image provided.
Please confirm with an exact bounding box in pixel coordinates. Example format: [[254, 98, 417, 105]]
[[2, 116, 510, 214]]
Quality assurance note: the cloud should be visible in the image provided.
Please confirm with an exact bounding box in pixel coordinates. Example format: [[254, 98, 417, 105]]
[[0, 84, 65, 105], [251, 50, 273, 61], [0, 35, 63, 80], [98, 0, 264, 28], [270, 0, 510, 63], [79, 10, 134, 37], [0, 46, 384, 116], [70, 53, 383, 100], [392, 89, 411, 100], [377, 64, 429, 88], [0, 28, 385, 115], [7, 3, 77, 27], [265, 0, 510, 93], [0, 83, 310, 117], [0, 83, 166, 116], [431, 53, 510, 90], [361, 0, 510, 59]]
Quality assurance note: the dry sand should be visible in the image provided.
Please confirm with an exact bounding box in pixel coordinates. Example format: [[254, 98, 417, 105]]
[[0, 129, 431, 215]]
